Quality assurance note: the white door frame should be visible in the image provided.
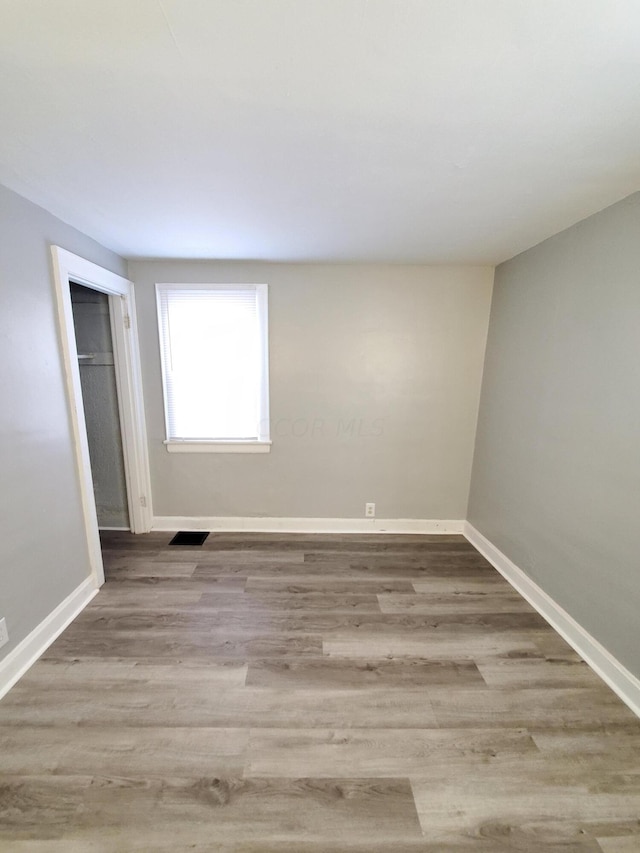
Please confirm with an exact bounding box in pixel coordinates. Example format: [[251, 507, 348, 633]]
[[51, 246, 152, 587]]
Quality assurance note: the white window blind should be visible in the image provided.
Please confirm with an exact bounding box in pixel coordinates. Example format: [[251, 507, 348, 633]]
[[156, 284, 270, 446]]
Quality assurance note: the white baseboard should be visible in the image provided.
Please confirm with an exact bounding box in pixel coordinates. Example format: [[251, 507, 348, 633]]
[[152, 516, 465, 535], [0, 576, 98, 701], [464, 522, 640, 719]]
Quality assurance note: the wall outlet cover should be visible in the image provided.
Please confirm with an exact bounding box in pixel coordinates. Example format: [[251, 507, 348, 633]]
[[0, 617, 8, 649]]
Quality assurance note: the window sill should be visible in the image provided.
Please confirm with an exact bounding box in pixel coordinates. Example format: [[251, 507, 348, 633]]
[[164, 440, 271, 454]]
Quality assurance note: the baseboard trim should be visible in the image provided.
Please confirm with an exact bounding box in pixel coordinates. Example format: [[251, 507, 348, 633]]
[[464, 522, 640, 718], [0, 576, 98, 701], [152, 516, 465, 535]]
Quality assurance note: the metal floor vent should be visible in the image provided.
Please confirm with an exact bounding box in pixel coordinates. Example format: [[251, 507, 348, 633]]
[[169, 531, 210, 546]]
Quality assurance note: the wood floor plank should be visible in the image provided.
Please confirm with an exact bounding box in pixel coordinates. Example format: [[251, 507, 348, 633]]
[[145, 554, 306, 568], [95, 577, 248, 595], [68, 607, 548, 635], [531, 728, 640, 759], [0, 840, 607, 853], [477, 657, 605, 689], [411, 759, 640, 845], [63, 608, 368, 633], [246, 657, 483, 688], [0, 728, 247, 775], [101, 548, 162, 563], [378, 591, 535, 614], [596, 837, 640, 853], [0, 686, 439, 728], [245, 727, 537, 777], [70, 609, 256, 632], [323, 633, 541, 660], [245, 577, 416, 593], [0, 776, 423, 842], [586, 819, 640, 843], [14, 659, 248, 687], [412, 577, 519, 594], [427, 686, 638, 728], [198, 591, 383, 611], [194, 550, 307, 564], [41, 630, 323, 660], [85, 589, 204, 607], [200, 562, 496, 579], [532, 631, 587, 658], [303, 556, 496, 575], [308, 551, 489, 563], [101, 560, 197, 577]]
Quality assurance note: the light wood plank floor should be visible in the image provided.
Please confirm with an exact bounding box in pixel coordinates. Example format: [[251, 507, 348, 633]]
[[1, 532, 639, 851]]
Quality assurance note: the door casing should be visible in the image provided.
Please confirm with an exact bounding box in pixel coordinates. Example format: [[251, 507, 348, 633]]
[[51, 246, 152, 587]]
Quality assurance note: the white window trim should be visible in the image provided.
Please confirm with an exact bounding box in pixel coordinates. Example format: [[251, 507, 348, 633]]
[[156, 283, 271, 453]]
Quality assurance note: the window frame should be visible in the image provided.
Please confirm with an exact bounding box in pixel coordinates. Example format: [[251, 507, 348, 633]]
[[155, 283, 271, 454]]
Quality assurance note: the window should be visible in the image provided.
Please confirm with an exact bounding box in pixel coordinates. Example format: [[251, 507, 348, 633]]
[[156, 284, 270, 452]]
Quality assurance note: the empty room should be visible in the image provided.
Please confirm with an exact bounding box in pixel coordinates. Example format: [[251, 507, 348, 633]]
[[1, 1, 639, 850]]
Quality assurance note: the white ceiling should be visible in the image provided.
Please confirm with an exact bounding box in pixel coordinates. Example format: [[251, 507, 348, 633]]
[[1, 0, 640, 263]]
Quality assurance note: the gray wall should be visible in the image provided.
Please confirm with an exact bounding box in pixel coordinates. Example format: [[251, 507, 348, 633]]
[[0, 184, 126, 660], [468, 192, 640, 677], [129, 261, 493, 520]]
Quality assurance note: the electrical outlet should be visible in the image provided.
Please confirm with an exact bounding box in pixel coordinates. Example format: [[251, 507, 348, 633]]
[[0, 617, 8, 649], [365, 502, 376, 518]]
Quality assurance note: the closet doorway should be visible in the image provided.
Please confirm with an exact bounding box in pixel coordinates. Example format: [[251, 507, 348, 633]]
[[51, 247, 152, 587], [70, 282, 129, 530]]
